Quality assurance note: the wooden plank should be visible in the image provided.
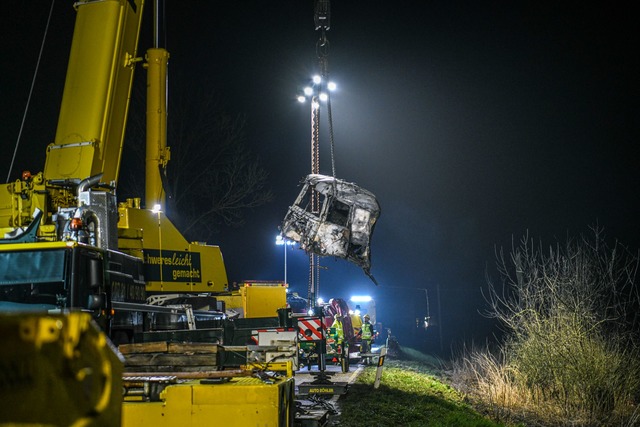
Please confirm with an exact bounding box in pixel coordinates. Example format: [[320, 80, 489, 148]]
[[167, 342, 218, 354], [118, 341, 169, 355], [123, 353, 217, 367], [123, 365, 219, 373], [123, 369, 251, 379], [222, 346, 248, 352]]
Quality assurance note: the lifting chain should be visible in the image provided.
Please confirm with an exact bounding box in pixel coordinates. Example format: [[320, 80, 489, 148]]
[[314, 0, 337, 180], [308, 0, 338, 307]]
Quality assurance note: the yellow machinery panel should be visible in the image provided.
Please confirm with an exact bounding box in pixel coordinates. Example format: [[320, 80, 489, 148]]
[[118, 201, 229, 293], [45, 141, 97, 184], [122, 376, 295, 426], [0, 173, 49, 230], [242, 283, 288, 318], [0, 312, 123, 426]]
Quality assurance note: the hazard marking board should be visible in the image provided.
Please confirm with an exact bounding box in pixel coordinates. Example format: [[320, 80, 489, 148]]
[[297, 317, 323, 341]]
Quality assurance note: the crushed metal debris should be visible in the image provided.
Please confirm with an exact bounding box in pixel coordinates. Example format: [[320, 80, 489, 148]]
[[282, 174, 380, 284]]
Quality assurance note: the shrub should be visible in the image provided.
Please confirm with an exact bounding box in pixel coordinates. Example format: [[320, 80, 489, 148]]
[[456, 228, 640, 426]]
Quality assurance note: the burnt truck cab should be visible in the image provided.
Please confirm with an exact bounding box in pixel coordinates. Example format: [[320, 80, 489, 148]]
[[281, 174, 380, 283]]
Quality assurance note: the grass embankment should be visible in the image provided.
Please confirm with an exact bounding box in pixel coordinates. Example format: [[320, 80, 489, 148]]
[[338, 354, 504, 427]]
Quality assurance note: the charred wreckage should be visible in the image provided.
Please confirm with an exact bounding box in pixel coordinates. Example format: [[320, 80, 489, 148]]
[[281, 174, 380, 284]]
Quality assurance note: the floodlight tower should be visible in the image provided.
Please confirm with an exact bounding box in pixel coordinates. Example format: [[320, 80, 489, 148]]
[[297, 75, 336, 309], [275, 235, 295, 285]]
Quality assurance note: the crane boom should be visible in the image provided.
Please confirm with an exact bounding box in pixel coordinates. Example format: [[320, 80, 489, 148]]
[[0, 0, 228, 296], [45, 0, 145, 184]]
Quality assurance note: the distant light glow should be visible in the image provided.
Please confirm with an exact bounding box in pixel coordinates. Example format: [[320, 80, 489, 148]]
[[319, 92, 328, 102], [317, 297, 324, 305], [303, 86, 313, 96], [297, 95, 306, 103], [312, 75, 322, 84], [307, 308, 315, 316], [350, 295, 372, 303], [151, 204, 162, 213], [276, 235, 295, 246], [327, 81, 337, 91]]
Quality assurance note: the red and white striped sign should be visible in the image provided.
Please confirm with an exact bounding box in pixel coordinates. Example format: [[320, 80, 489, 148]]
[[297, 317, 323, 341]]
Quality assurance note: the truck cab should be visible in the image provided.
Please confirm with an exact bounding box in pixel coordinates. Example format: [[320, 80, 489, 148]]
[[0, 240, 145, 335]]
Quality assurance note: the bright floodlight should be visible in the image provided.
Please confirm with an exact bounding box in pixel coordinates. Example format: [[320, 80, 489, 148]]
[[307, 308, 315, 316], [317, 297, 324, 305], [350, 295, 372, 303], [312, 75, 322, 84], [151, 204, 162, 213], [327, 81, 337, 91], [303, 86, 314, 96], [276, 235, 295, 246], [297, 95, 306, 103], [319, 92, 328, 102]]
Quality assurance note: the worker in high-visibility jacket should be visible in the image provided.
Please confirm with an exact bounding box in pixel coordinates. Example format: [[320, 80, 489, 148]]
[[331, 313, 344, 345], [359, 314, 375, 365], [331, 313, 350, 371]]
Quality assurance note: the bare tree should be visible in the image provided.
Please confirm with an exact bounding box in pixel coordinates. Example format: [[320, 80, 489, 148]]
[[119, 82, 273, 242], [485, 227, 640, 339]]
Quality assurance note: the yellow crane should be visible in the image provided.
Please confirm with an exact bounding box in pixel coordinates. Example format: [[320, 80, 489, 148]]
[[0, 2, 295, 425], [0, 0, 240, 353]]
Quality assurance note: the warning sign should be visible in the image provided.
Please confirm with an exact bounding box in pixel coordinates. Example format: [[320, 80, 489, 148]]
[[297, 317, 323, 341]]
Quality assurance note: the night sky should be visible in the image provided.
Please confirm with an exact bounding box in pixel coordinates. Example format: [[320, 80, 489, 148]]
[[2, 1, 638, 352]]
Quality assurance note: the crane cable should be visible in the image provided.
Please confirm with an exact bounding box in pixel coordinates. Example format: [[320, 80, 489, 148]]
[[308, 0, 338, 307], [6, 0, 56, 183], [315, 0, 337, 179]]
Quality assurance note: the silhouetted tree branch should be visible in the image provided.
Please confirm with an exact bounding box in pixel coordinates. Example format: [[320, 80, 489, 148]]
[[119, 81, 273, 242]]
